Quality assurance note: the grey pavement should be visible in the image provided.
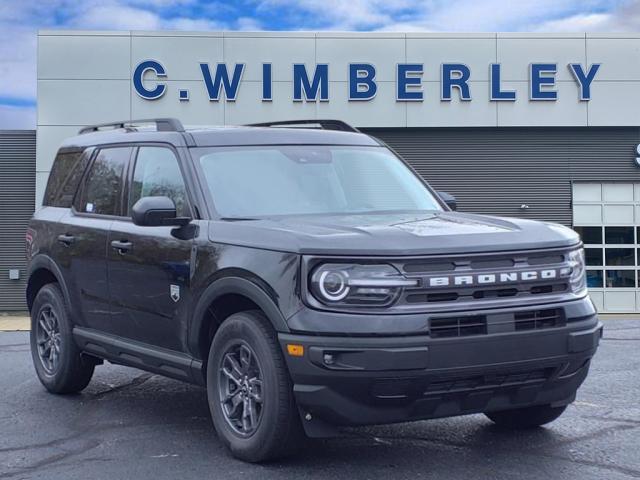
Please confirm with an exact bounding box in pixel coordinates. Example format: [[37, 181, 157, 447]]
[[1, 319, 639, 479]]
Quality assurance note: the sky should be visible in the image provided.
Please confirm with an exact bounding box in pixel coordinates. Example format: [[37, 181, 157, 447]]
[[1, 0, 639, 129]]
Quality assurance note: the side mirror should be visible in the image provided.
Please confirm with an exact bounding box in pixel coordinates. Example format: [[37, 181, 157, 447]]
[[437, 191, 457, 211], [131, 196, 191, 227]]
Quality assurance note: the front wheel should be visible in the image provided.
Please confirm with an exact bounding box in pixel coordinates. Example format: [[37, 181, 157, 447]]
[[485, 404, 567, 429], [206, 310, 303, 462]]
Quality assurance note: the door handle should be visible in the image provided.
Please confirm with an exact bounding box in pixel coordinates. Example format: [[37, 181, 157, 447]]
[[110, 239, 133, 254], [57, 234, 75, 246]]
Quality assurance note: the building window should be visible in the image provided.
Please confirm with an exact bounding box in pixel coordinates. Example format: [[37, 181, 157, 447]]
[[574, 224, 638, 289], [606, 270, 636, 288], [605, 226, 634, 244], [574, 226, 602, 244], [586, 270, 604, 288]]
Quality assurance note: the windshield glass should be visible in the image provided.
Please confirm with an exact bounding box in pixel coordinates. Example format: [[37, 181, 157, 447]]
[[195, 145, 442, 218]]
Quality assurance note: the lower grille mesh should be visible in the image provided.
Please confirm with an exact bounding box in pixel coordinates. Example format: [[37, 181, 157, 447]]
[[514, 308, 566, 331], [429, 308, 566, 338], [370, 367, 555, 399], [423, 367, 552, 395], [430, 315, 487, 338]]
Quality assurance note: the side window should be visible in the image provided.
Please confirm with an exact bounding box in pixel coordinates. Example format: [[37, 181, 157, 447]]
[[129, 147, 189, 217], [43, 150, 89, 207], [77, 147, 131, 215]]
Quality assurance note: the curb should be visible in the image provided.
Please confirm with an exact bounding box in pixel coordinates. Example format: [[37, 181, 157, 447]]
[[0, 317, 30, 331]]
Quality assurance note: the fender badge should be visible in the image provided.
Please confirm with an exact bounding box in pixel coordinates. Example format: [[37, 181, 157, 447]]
[[170, 284, 180, 302]]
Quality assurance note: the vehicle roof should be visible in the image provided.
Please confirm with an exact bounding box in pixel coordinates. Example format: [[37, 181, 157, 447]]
[[59, 125, 382, 150]]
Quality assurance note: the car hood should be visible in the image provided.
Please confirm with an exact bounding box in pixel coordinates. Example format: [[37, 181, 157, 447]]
[[207, 211, 580, 256]]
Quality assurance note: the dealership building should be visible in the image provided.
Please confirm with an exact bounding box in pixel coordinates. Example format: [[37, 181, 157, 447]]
[[1, 30, 640, 313]]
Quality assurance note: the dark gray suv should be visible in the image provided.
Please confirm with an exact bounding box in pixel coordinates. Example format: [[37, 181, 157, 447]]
[[26, 118, 602, 462]]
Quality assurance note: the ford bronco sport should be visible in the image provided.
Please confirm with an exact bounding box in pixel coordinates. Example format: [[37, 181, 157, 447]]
[[26, 118, 602, 462]]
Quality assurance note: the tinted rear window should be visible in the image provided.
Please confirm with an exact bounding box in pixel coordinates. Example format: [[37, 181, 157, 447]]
[[43, 150, 89, 207], [76, 147, 131, 216]]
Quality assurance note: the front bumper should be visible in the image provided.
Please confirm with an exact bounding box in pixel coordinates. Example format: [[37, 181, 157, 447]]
[[279, 299, 602, 436]]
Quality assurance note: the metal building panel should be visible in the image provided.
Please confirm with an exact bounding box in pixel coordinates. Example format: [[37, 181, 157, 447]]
[[363, 127, 640, 226], [0, 131, 36, 311]]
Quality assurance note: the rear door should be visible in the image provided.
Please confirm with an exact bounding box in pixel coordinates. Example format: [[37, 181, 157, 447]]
[[65, 146, 133, 330], [106, 145, 195, 351]]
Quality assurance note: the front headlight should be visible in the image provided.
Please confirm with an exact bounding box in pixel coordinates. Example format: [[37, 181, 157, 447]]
[[309, 263, 418, 307], [568, 248, 587, 295]]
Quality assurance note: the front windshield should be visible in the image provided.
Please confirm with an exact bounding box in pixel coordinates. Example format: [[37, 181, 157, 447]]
[[195, 145, 442, 218]]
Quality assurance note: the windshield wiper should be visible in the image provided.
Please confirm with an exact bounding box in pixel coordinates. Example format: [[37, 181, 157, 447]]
[[219, 217, 259, 221]]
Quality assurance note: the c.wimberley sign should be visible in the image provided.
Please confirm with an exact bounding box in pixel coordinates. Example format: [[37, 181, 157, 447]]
[[133, 60, 601, 103]]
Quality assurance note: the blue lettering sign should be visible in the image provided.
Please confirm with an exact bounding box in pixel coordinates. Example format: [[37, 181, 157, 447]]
[[530, 63, 557, 101], [262, 63, 272, 101], [293, 64, 329, 101], [349, 63, 377, 101], [441, 63, 471, 101], [489, 64, 516, 101], [132, 60, 603, 105], [133, 60, 167, 100], [200, 63, 245, 101], [568, 63, 600, 101], [397, 64, 423, 101]]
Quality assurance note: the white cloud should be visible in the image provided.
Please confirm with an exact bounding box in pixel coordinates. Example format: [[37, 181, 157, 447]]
[[0, 104, 36, 129], [533, 1, 640, 31], [164, 16, 230, 30], [0, 26, 36, 99], [256, 0, 414, 29], [69, 4, 163, 30], [255, 0, 622, 32], [416, 0, 589, 31], [235, 17, 263, 31], [533, 13, 612, 31], [128, 0, 198, 6]]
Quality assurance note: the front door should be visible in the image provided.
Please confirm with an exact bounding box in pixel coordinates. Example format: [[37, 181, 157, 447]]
[[107, 145, 195, 351]]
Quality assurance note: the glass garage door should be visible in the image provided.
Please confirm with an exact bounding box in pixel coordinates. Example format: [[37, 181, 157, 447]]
[[573, 183, 640, 313]]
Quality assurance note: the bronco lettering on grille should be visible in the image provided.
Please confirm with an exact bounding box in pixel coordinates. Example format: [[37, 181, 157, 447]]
[[426, 267, 571, 288]]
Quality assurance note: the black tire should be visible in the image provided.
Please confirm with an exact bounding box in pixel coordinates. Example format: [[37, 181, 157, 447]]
[[207, 310, 304, 462], [485, 404, 567, 429], [30, 283, 95, 394]]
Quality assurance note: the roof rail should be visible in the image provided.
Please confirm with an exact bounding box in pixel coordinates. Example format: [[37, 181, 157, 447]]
[[245, 119, 360, 133], [78, 118, 185, 135]]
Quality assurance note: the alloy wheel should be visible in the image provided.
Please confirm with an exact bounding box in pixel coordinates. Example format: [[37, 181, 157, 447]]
[[218, 342, 264, 436], [36, 306, 61, 375]]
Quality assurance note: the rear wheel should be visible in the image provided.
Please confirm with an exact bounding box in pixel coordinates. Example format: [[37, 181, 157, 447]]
[[207, 310, 303, 462], [485, 404, 567, 429], [30, 283, 95, 393]]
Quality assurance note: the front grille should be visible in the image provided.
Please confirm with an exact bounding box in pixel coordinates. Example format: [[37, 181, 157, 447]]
[[397, 248, 572, 309], [405, 282, 569, 304], [429, 308, 566, 338]]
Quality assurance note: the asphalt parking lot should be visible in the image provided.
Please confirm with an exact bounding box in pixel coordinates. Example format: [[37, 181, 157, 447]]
[[1, 319, 639, 480]]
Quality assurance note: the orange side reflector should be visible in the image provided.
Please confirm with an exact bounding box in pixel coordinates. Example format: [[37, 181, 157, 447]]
[[287, 344, 304, 357]]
